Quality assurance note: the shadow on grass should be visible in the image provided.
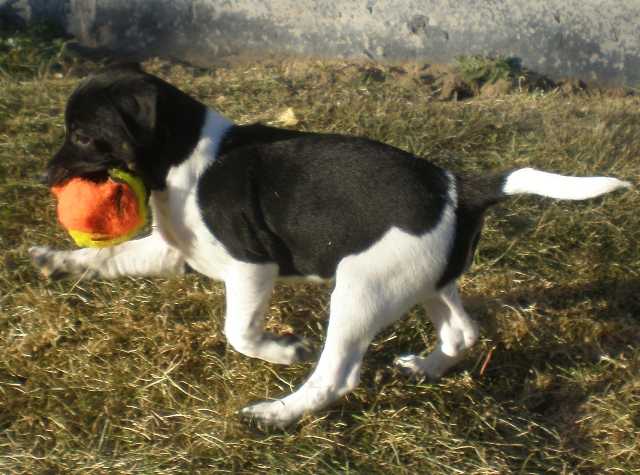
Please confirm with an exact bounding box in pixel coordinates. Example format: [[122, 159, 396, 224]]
[[334, 273, 639, 414]]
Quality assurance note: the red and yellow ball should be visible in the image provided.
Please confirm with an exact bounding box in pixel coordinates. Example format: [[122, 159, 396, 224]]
[[51, 169, 148, 248]]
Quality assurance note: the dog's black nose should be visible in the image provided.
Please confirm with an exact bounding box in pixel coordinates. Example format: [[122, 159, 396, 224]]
[[39, 166, 68, 187]]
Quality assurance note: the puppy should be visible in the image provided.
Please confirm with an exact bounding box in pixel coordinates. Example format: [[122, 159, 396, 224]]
[[29, 62, 631, 427]]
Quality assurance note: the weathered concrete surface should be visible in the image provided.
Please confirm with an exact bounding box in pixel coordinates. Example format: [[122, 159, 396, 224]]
[[3, 0, 640, 87]]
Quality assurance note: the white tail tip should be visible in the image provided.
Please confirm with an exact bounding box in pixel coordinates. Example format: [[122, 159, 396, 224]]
[[503, 168, 632, 200]]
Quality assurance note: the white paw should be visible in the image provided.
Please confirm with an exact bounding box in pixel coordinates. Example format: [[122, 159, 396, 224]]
[[230, 332, 315, 365], [263, 333, 315, 364], [394, 354, 444, 382], [28, 246, 50, 268], [28, 246, 96, 280], [28, 246, 65, 279], [239, 399, 293, 428], [394, 354, 424, 373]]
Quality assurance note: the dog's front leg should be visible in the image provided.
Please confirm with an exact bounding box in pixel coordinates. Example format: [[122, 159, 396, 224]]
[[239, 276, 385, 428], [29, 233, 186, 280], [223, 263, 314, 365]]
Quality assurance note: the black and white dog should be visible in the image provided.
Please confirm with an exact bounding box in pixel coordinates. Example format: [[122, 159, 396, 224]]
[[29, 62, 630, 427]]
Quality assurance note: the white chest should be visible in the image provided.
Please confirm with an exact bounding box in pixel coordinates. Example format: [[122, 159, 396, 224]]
[[150, 188, 233, 280], [149, 107, 238, 280]]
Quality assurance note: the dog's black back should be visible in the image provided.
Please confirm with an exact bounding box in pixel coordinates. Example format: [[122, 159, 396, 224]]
[[198, 124, 451, 278]]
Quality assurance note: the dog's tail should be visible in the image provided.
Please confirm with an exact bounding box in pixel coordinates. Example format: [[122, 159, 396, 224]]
[[461, 168, 632, 211]]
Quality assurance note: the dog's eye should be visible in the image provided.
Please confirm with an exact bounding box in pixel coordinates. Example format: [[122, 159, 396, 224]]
[[74, 134, 92, 146]]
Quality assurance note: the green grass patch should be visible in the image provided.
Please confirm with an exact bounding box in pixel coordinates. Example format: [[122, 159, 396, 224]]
[[0, 19, 87, 78], [456, 55, 524, 83], [0, 55, 639, 474]]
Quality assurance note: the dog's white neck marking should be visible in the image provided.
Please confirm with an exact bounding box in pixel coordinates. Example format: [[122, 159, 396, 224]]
[[168, 108, 234, 187], [151, 108, 234, 273]]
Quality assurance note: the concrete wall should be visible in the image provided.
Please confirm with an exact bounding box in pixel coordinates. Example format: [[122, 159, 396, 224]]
[[3, 0, 640, 87]]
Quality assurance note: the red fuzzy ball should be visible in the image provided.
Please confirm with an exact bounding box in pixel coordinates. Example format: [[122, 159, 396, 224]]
[[51, 172, 147, 247]]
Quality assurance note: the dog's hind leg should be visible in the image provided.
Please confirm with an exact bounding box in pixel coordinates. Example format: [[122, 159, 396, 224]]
[[28, 232, 186, 280], [239, 226, 458, 427], [394, 282, 479, 381], [223, 262, 315, 365], [239, 256, 415, 427], [239, 279, 381, 427]]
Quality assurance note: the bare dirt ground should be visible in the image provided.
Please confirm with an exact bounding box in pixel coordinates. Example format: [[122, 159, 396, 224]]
[[317, 60, 635, 100]]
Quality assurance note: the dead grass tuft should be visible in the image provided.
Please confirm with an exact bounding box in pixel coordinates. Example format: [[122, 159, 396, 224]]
[[0, 57, 638, 474]]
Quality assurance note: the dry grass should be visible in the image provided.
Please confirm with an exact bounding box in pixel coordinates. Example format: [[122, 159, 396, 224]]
[[0, 57, 639, 474]]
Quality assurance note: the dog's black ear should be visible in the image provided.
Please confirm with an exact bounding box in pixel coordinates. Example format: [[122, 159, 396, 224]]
[[108, 79, 158, 148]]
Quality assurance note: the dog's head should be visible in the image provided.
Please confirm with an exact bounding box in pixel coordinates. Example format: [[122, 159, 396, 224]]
[[41, 61, 156, 187], [41, 61, 206, 190]]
